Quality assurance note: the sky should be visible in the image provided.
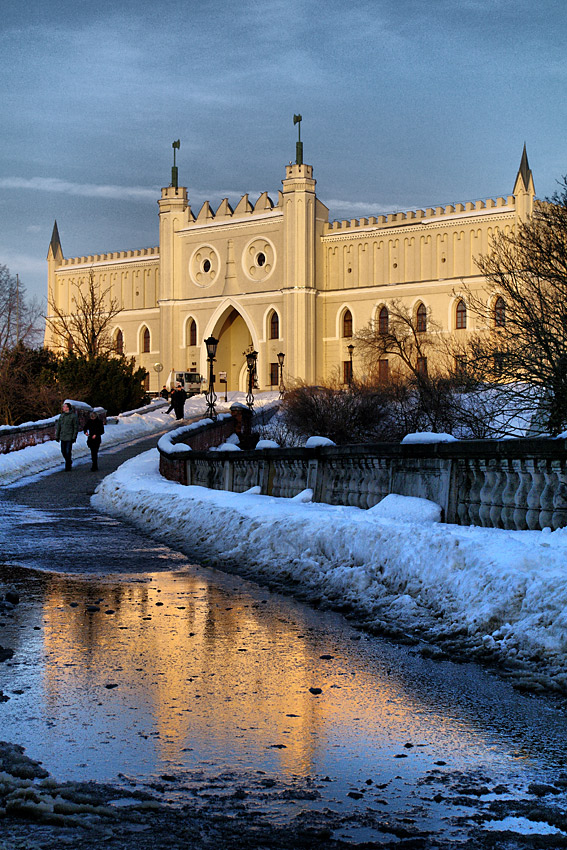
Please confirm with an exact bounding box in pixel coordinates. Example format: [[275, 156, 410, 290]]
[[1, 0, 566, 306]]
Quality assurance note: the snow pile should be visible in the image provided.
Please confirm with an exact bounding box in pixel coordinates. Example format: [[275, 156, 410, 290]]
[[369, 493, 442, 523], [402, 432, 458, 444], [305, 436, 336, 448], [93, 450, 567, 691]]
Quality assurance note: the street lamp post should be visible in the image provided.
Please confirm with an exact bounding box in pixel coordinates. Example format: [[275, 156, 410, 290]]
[[204, 336, 218, 420], [277, 351, 285, 399], [246, 350, 258, 411], [347, 344, 354, 388]]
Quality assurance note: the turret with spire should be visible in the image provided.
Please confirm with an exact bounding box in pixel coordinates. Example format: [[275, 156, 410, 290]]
[[513, 144, 535, 219]]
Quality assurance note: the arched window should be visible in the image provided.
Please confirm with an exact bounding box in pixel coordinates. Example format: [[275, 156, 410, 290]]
[[342, 309, 352, 338], [379, 306, 389, 335], [456, 300, 467, 330], [416, 303, 427, 333], [189, 319, 197, 346], [115, 329, 124, 355], [494, 296, 506, 328], [142, 327, 150, 353], [67, 336, 73, 353], [270, 311, 279, 340]]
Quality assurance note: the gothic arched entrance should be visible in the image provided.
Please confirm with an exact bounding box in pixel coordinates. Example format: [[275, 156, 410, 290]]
[[210, 307, 254, 392]]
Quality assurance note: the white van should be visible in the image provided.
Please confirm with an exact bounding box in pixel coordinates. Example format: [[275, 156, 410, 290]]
[[168, 371, 203, 396]]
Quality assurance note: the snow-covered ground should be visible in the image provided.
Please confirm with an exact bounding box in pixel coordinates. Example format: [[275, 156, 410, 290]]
[[0, 392, 278, 486], [3, 390, 567, 693], [92, 448, 567, 694]]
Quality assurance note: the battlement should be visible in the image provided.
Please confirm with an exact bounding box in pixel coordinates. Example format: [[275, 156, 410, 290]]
[[185, 190, 284, 228], [60, 246, 160, 268], [325, 194, 515, 234]]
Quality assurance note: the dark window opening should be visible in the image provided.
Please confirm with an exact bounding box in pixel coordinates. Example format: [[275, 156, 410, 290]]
[[270, 312, 279, 340], [142, 327, 150, 353]]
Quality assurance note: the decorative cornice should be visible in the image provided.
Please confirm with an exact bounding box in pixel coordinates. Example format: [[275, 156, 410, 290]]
[[320, 274, 486, 298]]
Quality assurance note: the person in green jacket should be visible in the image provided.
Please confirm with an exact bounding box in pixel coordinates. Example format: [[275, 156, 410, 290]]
[[55, 401, 79, 470]]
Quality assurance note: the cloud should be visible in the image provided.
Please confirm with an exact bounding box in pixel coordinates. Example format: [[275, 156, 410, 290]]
[[325, 199, 404, 219], [0, 177, 158, 201]]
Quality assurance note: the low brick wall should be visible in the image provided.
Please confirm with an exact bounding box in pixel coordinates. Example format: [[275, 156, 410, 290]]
[[157, 435, 567, 531], [159, 417, 237, 485], [0, 407, 106, 455]]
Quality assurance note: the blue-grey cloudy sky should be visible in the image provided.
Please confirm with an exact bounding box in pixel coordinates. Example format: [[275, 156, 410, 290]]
[[1, 0, 565, 304]]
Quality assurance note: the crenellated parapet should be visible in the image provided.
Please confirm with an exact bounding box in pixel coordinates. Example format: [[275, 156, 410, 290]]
[[58, 246, 159, 268], [325, 194, 515, 235], [181, 190, 284, 229]]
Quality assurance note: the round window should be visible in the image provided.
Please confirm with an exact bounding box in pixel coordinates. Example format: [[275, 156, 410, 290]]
[[202, 259, 211, 273], [256, 252, 266, 267]]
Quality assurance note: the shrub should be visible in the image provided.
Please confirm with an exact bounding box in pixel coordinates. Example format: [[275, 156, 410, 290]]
[[281, 382, 397, 444]]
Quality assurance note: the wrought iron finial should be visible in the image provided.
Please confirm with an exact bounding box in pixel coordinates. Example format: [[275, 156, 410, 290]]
[[293, 114, 303, 166], [171, 140, 180, 189]]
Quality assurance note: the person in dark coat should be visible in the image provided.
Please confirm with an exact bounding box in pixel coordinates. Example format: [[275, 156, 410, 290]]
[[167, 384, 187, 419], [160, 386, 169, 400], [55, 402, 79, 470], [84, 410, 105, 471]]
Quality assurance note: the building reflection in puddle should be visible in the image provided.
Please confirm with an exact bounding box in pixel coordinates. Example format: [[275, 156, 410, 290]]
[[38, 569, 403, 778], [1, 563, 564, 790]]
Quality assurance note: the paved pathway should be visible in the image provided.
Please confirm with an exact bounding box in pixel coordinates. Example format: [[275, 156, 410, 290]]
[[0, 431, 176, 575]]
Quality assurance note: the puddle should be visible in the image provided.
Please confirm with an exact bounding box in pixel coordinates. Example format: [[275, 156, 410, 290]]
[[2, 562, 567, 843]]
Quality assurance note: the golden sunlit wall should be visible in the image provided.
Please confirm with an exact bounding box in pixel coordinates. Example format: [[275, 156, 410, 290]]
[[45, 155, 535, 392]]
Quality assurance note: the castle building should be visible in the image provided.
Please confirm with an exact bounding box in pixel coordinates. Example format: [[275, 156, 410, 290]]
[[46, 148, 535, 393]]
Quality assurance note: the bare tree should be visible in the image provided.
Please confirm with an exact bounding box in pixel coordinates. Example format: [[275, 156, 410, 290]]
[[0, 265, 43, 352], [354, 299, 440, 382], [46, 269, 122, 361], [461, 176, 567, 434]]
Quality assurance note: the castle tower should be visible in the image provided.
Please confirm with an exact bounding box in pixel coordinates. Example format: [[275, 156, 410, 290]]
[[281, 162, 318, 383], [158, 180, 189, 376]]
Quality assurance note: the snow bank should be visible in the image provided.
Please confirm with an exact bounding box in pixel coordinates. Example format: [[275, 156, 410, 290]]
[[92, 450, 567, 692]]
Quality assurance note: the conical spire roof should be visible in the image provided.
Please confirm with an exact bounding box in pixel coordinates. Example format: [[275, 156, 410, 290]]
[[49, 220, 62, 257], [517, 144, 533, 191]]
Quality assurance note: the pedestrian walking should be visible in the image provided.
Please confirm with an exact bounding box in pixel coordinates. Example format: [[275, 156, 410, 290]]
[[55, 402, 79, 471], [84, 410, 105, 471], [167, 384, 187, 420]]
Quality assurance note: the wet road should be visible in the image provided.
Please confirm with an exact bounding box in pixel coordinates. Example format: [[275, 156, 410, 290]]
[[2, 437, 567, 847]]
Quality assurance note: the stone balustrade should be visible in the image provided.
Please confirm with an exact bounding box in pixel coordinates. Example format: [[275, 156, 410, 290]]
[[158, 434, 567, 531]]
